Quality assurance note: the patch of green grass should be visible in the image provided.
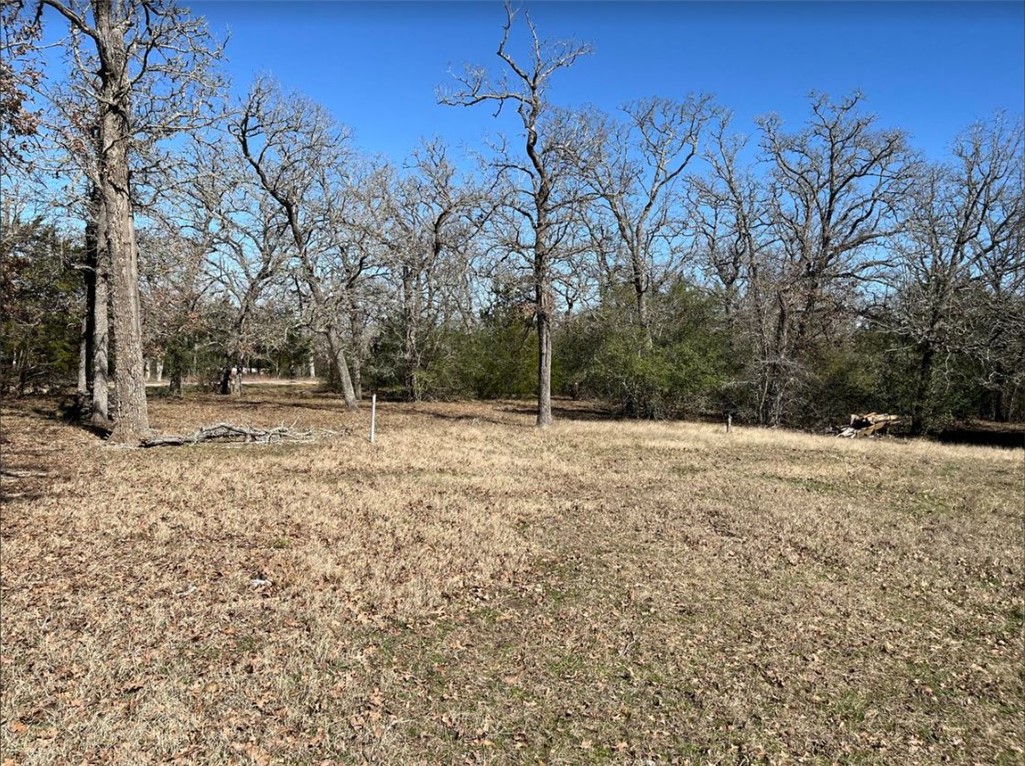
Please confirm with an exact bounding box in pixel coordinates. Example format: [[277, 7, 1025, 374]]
[[903, 489, 953, 517], [1004, 606, 1024, 635], [760, 472, 849, 496], [669, 464, 705, 478], [827, 690, 873, 724]]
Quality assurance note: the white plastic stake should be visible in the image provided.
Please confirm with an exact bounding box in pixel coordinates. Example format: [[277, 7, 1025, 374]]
[[370, 393, 377, 443]]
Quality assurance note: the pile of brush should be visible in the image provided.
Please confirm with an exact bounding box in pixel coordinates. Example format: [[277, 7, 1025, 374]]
[[837, 413, 902, 438]]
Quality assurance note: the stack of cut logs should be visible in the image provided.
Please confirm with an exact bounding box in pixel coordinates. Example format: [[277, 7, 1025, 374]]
[[837, 413, 902, 438]]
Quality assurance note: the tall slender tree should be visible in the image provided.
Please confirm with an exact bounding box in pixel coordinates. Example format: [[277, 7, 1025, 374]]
[[440, 3, 592, 427]]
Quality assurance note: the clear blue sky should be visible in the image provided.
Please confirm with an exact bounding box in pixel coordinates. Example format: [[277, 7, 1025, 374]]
[[44, 1, 1025, 163], [188, 0, 1024, 163]]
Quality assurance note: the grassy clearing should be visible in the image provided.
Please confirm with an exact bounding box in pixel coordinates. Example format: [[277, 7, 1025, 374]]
[[1, 388, 1022, 764]]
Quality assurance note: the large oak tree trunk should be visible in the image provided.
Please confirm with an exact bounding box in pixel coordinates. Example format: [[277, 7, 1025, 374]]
[[402, 268, 420, 401], [629, 249, 652, 346], [87, 206, 111, 426], [97, 0, 149, 444], [910, 343, 935, 436], [345, 301, 365, 401]]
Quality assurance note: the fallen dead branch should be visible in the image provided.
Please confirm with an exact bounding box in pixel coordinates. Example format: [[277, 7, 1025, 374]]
[[1, 468, 50, 478], [141, 422, 315, 448]]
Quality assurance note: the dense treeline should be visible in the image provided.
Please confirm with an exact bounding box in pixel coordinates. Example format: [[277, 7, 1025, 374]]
[[2, 1, 1022, 437]]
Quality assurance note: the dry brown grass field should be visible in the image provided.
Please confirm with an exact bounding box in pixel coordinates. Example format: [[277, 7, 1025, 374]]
[[1, 387, 1022, 765]]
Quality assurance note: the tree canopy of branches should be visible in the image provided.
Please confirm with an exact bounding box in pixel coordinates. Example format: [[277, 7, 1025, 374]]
[[231, 77, 364, 409], [440, 2, 593, 428]]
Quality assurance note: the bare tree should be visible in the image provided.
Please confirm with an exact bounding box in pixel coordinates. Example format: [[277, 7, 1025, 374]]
[[572, 96, 714, 341], [316, 158, 389, 400], [693, 95, 916, 424], [440, 3, 592, 427], [18, 52, 112, 421], [694, 114, 782, 422], [888, 116, 1023, 432], [748, 94, 914, 423], [182, 137, 292, 395], [137, 219, 213, 397], [39, 0, 225, 443], [369, 141, 495, 399], [231, 77, 361, 409], [760, 92, 914, 343]]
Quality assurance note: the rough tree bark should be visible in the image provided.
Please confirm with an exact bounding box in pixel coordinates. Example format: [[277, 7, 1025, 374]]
[[85, 186, 110, 425], [93, 0, 148, 442]]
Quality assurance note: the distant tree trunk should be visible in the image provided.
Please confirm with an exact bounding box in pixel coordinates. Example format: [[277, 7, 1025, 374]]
[[402, 268, 420, 401], [630, 254, 651, 344], [156, 357, 163, 382], [440, 4, 589, 429], [351, 353, 363, 400], [77, 317, 88, 396], [345, 297, 368, 402], [308, 356, 315, 378], [403, 341, 418, 402], [169, 365, 182, 398], [17, 353, 28, 396], [233, 79, 358, 411], [910, 343, 935, 436], [535, 244, 554, 428], [323, 323, 358, 410]]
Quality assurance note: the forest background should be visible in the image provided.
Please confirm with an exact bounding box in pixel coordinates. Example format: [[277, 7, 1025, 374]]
[[2, 0, 1022, 439]]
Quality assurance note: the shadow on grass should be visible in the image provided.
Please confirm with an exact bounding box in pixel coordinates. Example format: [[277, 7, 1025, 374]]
[[222, 398, 359, 415], [936, 425, 1025, 450], [9, 397, 114, 442], [402, 407, 513, 427], [395, 399, 622, 428], [498, 402, 622, 422]]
